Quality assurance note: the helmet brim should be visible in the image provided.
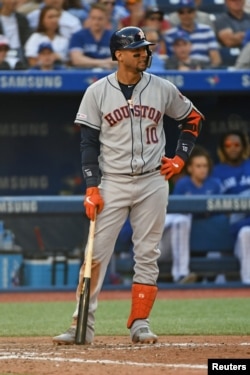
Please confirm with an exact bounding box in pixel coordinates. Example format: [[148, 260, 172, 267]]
[[122, 40, 155, 50]]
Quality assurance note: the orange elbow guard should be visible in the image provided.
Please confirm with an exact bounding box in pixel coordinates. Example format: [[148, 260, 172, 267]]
[[180, 107, 204, 138]]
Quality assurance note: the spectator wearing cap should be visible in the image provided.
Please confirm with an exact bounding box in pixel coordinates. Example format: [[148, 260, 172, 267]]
[[165, 30, 209, 70], [168, 0, 215, 31], [164, 0, 221, 68], [24, 5, 69, 67], [214, 0, 250, 48], [0, 34, 27, 70], [29, 41, 65, 70]]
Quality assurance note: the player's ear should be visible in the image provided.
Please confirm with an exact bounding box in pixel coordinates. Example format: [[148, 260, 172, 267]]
[[115, 50, 122, 61]]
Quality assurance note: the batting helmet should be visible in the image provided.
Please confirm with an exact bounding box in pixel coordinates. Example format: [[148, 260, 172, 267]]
[[110, 26, 155, 61]]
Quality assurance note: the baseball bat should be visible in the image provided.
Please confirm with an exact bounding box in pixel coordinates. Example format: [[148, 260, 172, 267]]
[[75, 211, 96, 344]]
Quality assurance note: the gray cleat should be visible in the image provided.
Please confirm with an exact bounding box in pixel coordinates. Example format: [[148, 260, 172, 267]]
[[132, 327, 158, 344], [53, 327, 76, 345]]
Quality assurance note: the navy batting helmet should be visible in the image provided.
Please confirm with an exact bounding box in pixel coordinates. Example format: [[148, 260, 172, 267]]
[[110, 26, 155, 61]]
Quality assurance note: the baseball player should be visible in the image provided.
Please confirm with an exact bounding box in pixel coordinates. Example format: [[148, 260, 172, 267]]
[[53, 26, 204, 345], [212, 130, 250, 284]]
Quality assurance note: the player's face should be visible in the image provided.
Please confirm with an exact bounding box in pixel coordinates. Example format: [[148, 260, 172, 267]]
[[187, 155, 209, 183], [223, 135, 244, 162], [120, 47, 149, 72]]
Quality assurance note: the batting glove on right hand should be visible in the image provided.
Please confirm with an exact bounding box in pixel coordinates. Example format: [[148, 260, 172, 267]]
[[84, 187, 104, 221], [160, 155, 185, 180]]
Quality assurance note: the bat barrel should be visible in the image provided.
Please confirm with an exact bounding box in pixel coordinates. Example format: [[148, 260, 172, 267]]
[[75, 214, 96, 345]]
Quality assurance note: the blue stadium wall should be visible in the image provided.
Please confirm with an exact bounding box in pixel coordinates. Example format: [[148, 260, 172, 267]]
[[0, 70, 250, 196]]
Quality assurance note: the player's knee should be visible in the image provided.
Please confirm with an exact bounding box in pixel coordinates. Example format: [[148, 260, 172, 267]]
[[238, 226, 250, 240]]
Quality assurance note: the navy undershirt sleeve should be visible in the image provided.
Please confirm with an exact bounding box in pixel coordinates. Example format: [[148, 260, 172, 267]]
[[79, 125, 100, 188]]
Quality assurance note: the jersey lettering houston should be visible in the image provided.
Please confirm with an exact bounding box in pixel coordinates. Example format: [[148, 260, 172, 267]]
[[75, 72, 192, 175]]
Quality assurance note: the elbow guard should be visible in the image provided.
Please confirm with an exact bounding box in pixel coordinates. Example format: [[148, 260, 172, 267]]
[[179, 106, 204, 138]]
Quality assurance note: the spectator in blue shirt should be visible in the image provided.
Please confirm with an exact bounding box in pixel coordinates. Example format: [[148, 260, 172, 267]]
[[159, 145, 222, 284], [164, 0, 221, 68], [69, 2, 117, 69]]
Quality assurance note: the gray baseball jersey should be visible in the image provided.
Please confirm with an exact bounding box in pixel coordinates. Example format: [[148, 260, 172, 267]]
[[75, 71, 192, 175]]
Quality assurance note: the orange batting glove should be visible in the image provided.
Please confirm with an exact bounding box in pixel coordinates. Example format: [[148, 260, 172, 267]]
[[84, 187, 104, 221], [160, 155, 185, 180]]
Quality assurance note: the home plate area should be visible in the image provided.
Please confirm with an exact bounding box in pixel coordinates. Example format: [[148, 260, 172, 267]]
[[0, 336, 249, 375]]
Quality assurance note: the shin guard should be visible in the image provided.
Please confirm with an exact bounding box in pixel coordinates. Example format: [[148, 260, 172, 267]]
[[127, 283, 158, 329]]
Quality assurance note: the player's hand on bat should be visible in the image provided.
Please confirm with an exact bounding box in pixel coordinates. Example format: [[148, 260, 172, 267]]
[[84, 187, 104, 221], [160, 155, 185, 180]]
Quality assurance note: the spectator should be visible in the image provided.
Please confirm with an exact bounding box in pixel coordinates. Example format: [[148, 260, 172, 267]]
[[165, 30, 209, 70], [69, 3, 116, 69], [0, 34, 27, 69], [63, 0, 89, 23], [168, 0, 215, 31], [212, 130, 250, 285], [144, 6, 170, 34], [142, 26, 166, 72], [234, 40, 250, 68], [24, 5, 69, 67], [84, 0, 129, 32], [164, 0, 221, 68], [214, 0, 250, 48], [0, 0, 32, 66], [118, 0, 145, 29], [143, 7, 171, 55], [29, 41, 66, 69], [27, 0, 82, 40], [159, 145, 222, 284]]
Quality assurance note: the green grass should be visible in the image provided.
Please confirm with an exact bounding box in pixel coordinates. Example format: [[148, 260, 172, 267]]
[[0, 298, 249, 337]]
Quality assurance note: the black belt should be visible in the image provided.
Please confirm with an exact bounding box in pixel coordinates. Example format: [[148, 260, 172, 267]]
[[125, 165, 161, 176]]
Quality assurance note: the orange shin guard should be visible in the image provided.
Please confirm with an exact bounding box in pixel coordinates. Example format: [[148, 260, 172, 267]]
[[127, 283, 158, 329]]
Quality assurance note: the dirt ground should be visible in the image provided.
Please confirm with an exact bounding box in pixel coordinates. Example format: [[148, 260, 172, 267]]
[[0, 288, 250, 375]]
